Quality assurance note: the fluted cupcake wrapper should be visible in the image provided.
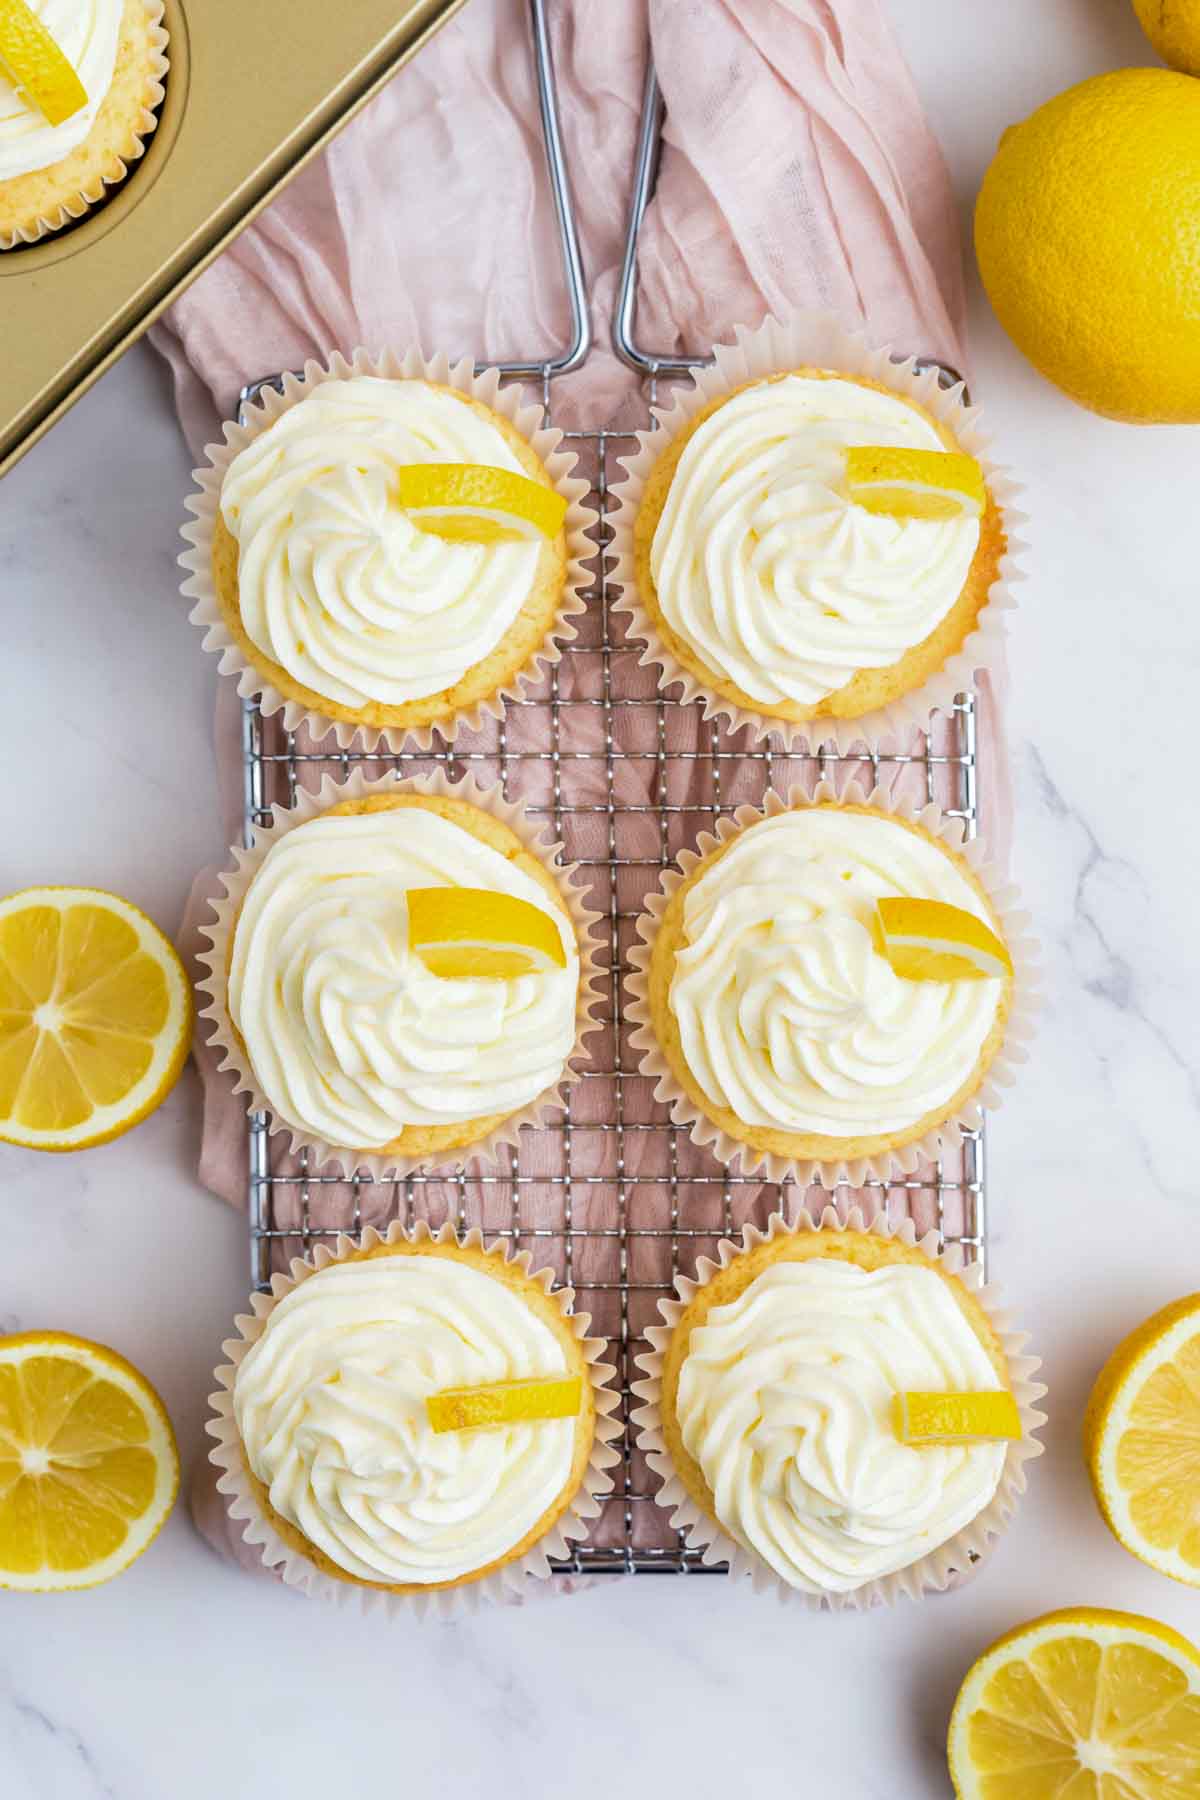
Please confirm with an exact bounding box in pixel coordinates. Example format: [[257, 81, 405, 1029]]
[[609, 308, 1026, 756], [207, 1220, 624, 1620], [193, 763, 603, 1180], [631, 1205, 1046, 1611], [0, 0, 170, 250], [624, 776, 1040, 1192], [179, 346, 597, 752]]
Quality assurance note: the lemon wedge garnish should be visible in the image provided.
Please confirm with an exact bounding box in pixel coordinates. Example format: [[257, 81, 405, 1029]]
[[948, 1607, 1200, 1800], [1085, 1292, 1200, 1586], [845, 446, 985, 521], [0, 887, 192, 1152], [407, 887, 568, 981], [875, 897, 1012, 983], [893, 1390, 1022, 1445], [396, 464, 568, 545], [0, 0, 87, 127], [0, 1332, 179, 1591], [426, 1376, 583, 1433]]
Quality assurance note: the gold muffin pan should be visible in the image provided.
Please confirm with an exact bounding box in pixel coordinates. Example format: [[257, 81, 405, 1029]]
[[0, 0, 467, 477], [238, 2, 987, 1576]]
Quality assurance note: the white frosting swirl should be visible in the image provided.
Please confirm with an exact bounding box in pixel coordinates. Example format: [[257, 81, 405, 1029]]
[[220, 378, 546, 708], [670, 809, 1002, 1138], [0, 1, 121, 180], [229, 806, 578, 1150], [235, 1255, 578, 1585], [651, 375, 981, 706], [676, 1258, 1006, 1593]]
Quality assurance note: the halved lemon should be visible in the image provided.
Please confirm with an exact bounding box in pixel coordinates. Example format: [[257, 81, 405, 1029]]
[[396, 464, 568, 545], [0, 1332, 179, 1591], [0, 0, 87, 127], [876, 897, 1012, 983], [1084, 1293, 1200, 1586], [894, 1390, 1022, 1445], [426, 1376, 583, 1434], [407, 887, 569, 981], [0, 887, 192, 1151], [845, 446, 985, 521], [948, 1607, 1200, 1799]]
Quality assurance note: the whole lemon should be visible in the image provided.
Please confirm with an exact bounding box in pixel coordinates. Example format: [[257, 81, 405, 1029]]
[[1133, 0, 1200, 74], [974, 69, 1200, 422]]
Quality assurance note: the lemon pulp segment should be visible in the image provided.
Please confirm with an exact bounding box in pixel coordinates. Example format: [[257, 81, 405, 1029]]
[[844, 446, 985, 521], [875, 896, 1012, 983], [406, 886, 568, 981], [426, 1376, 583, 1433], [893, 1390, 1022, 1445], [0, 0, 87, 127], [396, 464, 567, 545]]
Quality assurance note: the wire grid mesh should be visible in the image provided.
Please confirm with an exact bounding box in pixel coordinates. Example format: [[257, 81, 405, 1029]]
[[237, 400, 986, 1576], [233, 0, 985, 1576]]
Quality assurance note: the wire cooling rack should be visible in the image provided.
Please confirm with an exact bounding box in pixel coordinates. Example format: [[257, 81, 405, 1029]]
[[236, 0, 986, 1575]]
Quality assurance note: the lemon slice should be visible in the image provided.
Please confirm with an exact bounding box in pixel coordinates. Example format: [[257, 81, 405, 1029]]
[[396, 464, 568, 545], [845, 446, 985, 521], [948, 1607, 1200, 1799], [876, 897, 1012, 983], [0, 887, 192, 1152], [893, 1391, 1022, 1445], [407, 887, 568, 981], [0, 0, 87, 127], [426, 1376, 583, 1434], [1085, 1293, 1200, 1586], [0, 1332, 179, 1591]]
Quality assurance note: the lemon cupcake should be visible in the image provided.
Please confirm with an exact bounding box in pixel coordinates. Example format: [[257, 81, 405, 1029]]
[[612, 312, 1020, 751], [633, 1209, 1044, 1608], [180, 350, 594, 751], [0, 1, 168, 249], [196, 769, 599, 1179], [628, 781, 1035, 1189], [208, 1224, 621, 1613]]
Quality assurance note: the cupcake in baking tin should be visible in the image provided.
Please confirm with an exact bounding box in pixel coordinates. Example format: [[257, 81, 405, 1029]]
[[0, 1, 168, 248]]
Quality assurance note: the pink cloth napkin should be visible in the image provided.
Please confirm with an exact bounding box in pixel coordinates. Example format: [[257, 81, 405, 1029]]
[[158, 0, 1009, 1577]]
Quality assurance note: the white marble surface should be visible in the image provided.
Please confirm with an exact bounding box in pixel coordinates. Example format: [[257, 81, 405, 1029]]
[[4, 2, 1200, 1795]]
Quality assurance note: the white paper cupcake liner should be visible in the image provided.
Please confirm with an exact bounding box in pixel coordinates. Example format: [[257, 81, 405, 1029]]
[[0, 1, 170, 250], [631, 1204, 1046, 1610], [625, 776, 1040, 1191], [208, 1220, 624, 1620], [179, 346, 597, 752], [609, 309, 1027, 755], [194, 764, 603, 1181]]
